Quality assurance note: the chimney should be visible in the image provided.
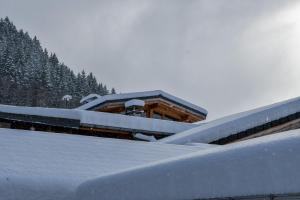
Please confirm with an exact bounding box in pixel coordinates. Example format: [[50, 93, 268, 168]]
[[125, 99, 145, 117]]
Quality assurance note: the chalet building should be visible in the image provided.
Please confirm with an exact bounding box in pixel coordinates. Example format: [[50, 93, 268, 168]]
[[1, 90, 300, 144], [0, 90, 208, 141], [77, 90, 208, 123], [1, 91, 300, 200]]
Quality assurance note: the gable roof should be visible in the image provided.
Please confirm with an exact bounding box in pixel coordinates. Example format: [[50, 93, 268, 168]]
[[76, 130, 300, 200], [0, 104, 199, 136], [76, 90, 208, 116], [0, 128, 207, 200], [159, 96, 300, 144]]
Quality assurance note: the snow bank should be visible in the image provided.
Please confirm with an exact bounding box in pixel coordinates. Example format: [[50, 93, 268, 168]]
[[76, 130, 300, 200], [160, 96, 300, 144], [0, 128, 201, 200]]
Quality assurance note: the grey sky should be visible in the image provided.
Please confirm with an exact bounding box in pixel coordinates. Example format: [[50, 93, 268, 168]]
[[1, 0, 300, 119]]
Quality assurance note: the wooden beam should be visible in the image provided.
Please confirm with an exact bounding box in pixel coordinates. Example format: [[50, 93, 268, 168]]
[[92, 98, 205, 123]]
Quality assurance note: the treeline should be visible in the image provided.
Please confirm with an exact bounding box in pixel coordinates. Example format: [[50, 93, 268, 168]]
[[0, 17, 115, 108]]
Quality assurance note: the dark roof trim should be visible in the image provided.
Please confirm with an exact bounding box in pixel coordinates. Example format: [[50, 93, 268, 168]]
[[81, 122, 174, 136], [210, 112, 300, 145], [0, 112, 80, 129], [200, 192, 300, 200]]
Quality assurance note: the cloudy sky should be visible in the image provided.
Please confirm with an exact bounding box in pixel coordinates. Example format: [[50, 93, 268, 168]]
[[1, 0, 300, 119]]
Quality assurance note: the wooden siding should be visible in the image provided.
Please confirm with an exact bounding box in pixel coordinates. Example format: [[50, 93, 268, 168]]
[[94, 98, 205, 123]]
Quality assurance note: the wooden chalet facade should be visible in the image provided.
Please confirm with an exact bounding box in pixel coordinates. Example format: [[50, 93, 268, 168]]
[[77, 90, 208, 123]]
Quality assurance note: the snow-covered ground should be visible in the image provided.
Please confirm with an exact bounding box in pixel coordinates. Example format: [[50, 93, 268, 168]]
[[0, 128, 204, 200]]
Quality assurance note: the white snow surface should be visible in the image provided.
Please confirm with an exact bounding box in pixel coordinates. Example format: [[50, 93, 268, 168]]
[[79, 94, 101, 104], [0, 104, 197, 135], [185, 142, 218, 148], [62, 95, 72, 101], [160, 96, 300, 144], [124, 99, 145, 108], [76, 129, 300, 200], [76, 90, 208, 115], [133, 133, 157, 142], [0, 128, 202, 200], [0, 104, 79, 119]]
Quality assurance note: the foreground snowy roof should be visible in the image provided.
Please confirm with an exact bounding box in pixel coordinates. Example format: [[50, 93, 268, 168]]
[[0, 104, 197, 136], [76, 90, 208, 116], [0, 128, 205, 200], [77, 129, 300, 200], [2, 127, 300, 200], [160, 96, 300, 144]]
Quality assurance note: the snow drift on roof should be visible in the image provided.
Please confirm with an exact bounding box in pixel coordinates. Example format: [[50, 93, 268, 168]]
[[76, 90, 208, 115], [0, 128, 204, 200], [160, 96, 300, 144], [0, 104, 198, 135], [76, 129, 300, 200], [80, 94, 101, 104], [124, 99, 145, 108], [0, 104, 79, 119]]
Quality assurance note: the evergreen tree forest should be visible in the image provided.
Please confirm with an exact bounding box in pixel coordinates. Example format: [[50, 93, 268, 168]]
[[0, 17, 115, 108]]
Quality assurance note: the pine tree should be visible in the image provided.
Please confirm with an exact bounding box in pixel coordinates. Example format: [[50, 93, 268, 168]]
[[0, 17, 115, 108], [111, 88, 116, 94]]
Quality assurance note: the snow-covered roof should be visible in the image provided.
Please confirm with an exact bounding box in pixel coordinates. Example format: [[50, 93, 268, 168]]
[[124, 99, 145, 108], [160, 96, 300, 144], [76, 130, 300, 200], [0, 128, 205, 200], [76, 90, 208, 116], [0, 104, 198, 136], [80, 94, 101, 104]]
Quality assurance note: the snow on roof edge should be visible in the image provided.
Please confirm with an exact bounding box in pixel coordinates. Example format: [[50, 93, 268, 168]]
[[0, 104, 198, 135], [80, 94, 101, 104], [159, 95, 300, 144], [76, 90, 208, 116]]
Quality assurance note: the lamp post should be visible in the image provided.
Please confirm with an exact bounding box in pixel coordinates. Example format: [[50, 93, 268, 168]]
[[62, 95, 72, 108]]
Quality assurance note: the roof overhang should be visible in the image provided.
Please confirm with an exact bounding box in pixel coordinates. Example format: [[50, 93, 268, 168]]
[[77, 90, 208, 117]]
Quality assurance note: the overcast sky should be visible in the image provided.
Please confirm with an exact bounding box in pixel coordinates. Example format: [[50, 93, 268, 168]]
[[1, 0, 300, 119]]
